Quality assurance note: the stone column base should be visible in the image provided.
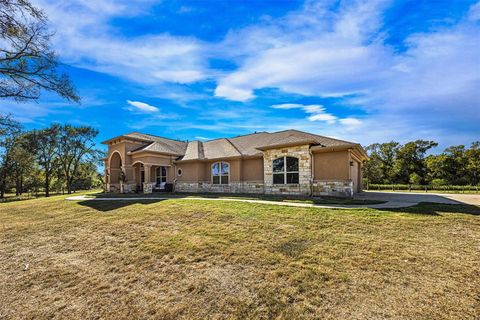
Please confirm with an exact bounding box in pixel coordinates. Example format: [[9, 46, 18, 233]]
[[143, 182, 155, 194]]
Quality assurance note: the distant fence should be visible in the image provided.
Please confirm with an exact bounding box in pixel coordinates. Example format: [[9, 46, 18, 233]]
[[366, 184, 480, 193]]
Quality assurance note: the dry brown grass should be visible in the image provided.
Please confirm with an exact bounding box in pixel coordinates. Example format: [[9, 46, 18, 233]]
[[0, 194, 479, 319]]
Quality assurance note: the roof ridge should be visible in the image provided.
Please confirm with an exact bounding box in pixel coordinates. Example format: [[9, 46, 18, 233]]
[[225, 138, 242, 155], [197, 140, 205, 159], [205, 131, 268, 143], [128, 131, 187, 144], [287, 129, 356, 145]]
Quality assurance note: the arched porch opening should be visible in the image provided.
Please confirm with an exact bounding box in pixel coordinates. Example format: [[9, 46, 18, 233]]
[[109, 152, 122, 184]]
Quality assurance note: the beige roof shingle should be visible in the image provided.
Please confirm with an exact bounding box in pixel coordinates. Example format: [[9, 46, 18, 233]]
[[105, 129, 361, 160]]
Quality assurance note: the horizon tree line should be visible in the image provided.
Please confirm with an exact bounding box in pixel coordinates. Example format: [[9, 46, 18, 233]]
[[0, 114, 103, 198], [363, 140, 480, 187]]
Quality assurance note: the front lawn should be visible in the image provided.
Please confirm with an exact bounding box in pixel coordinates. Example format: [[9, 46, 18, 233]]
[[0, 194, 479, 319]]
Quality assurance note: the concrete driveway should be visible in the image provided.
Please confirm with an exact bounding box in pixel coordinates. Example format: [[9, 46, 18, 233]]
[[355, 191, 480, 206]]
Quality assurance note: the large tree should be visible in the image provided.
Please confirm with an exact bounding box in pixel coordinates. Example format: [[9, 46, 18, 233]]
[[364, 142, 399, 183], [394, 140, 438, 184], [57, 125, 99, 194], [0, 114, 21, 197], [27, 124, 59, 196], [465, 142, 480, 185], [0, 0, 79, 102], [9, 132, 35, 195]]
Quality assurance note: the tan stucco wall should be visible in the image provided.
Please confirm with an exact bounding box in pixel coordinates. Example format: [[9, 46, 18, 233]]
[[241, 158, 264, 181], [313, 150, 349, 180], [131, 154, 172, 166], [176, 162, 203, 182]]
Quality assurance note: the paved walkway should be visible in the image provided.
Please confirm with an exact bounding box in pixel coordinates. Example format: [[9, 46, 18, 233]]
[[66, 194, 433, 209], [356, 191, 480, 206]]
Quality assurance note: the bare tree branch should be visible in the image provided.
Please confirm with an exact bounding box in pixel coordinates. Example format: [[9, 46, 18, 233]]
[[0, 0, 80, 102]]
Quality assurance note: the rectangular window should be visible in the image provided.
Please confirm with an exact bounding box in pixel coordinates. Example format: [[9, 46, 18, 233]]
[[212, 175, 220, 184], [221, 175, 229, 184], [287, 172, 299, 184], [272, 156, 299, 185], [273, 173, 285, 184]]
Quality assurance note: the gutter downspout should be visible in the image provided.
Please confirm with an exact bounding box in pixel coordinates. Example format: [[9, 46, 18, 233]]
[[309, 147, 314, 197], [172, 156, 177, 193]]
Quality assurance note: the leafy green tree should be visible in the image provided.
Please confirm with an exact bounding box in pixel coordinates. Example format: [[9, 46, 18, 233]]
[[364, 142, 399, 183], [409, 172, 422, 185], [394, 140, 437, 183], [0, 114, 21, 197], [442, 145, 468, 185], [9, 133, 35, 195], [425, 154, 447, 183], [57, 125, 99, 194], [466, 142, 480, 185], [27, 124, 60, 196]]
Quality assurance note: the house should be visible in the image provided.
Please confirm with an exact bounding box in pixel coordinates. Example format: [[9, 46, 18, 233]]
[[102, 129, 368, 197]]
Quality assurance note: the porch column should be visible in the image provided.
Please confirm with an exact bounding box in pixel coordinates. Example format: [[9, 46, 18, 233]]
[[144, 165, 151, 183], [143, 165, 153, 193]]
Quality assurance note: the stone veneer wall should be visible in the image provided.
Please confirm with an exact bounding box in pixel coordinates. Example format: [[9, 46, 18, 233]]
[[175, 181, 265, 194], [263, 145, 312, 196], [312, 180, 353, 197]]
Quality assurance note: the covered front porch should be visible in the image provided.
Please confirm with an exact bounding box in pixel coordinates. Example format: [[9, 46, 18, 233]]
[[106, 150, 175, 194], [131, 162, 173, 193]]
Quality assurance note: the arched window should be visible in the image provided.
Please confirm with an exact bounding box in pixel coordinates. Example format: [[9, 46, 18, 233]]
[[212, 162, 229, 184], [273, 156, 299, 184]]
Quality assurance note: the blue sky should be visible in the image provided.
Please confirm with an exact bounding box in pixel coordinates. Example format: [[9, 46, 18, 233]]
[[2, 0, 479, 152]]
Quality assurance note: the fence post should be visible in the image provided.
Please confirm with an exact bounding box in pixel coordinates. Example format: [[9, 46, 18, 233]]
[[425, 186, 427, 193]]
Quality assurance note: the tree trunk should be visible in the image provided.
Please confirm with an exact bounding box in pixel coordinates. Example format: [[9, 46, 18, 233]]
[[67, 178, 72, 194], [45, 172, 50, 197]]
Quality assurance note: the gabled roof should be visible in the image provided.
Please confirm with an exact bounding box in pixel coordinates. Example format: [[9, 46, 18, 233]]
[[103, 132, 187, 156], [104, 129, 364, 160]]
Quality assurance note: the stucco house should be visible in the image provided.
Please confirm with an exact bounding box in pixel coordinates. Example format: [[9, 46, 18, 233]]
[[103, 129, 367, 197]]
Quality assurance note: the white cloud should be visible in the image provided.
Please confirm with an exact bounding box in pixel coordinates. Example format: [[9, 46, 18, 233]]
[[126, 100, 159, 113], [270, 103, 362, 126], [215, 0, 390, 101], [194, 136, 209, 140], [213, 0, 480, 146], [32, 0, 208, 84]]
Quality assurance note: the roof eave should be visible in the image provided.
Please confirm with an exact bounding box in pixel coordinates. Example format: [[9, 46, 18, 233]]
[[255, 140, 318, 151], [102, 135, 153, 145], [128, 149, 182, 157]]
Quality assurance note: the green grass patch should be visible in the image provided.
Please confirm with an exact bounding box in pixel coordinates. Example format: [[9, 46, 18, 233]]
[[0, 194, 478, 319]]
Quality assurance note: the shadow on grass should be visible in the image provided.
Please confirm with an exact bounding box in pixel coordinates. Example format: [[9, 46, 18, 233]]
[[87, 192, 385, 205], [77, 199, 166, 212], [379, 202, 480, 216]]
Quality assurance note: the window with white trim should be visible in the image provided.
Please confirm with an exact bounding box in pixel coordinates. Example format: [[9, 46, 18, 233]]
[[156, 166, 167, 185], [273, 156, 299, 184], [211, 162, 229, 184]]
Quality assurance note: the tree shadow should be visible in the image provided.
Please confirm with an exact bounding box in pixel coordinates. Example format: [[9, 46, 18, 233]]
[[77, 199, 167, 212], [378, 202, 480, 216]]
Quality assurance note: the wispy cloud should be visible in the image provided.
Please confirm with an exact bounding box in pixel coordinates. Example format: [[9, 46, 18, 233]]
[[34, 0, 208, 84], [126, 100, 159, 113], [271, 103, 362, 127]]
